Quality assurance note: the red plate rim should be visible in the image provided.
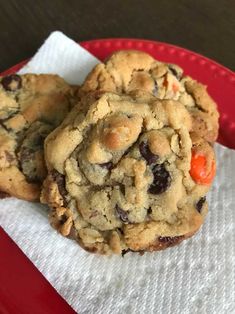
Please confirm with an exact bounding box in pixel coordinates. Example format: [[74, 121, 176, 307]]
[[2, 38, 235, 149], [1, 38, 235, 76], [0, 38, 235, 314]]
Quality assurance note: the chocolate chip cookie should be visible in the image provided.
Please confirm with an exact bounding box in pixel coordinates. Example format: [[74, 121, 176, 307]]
[[0, 74, 77, 201], [80, 50, 219, 143], [41, 92, 216, 255]]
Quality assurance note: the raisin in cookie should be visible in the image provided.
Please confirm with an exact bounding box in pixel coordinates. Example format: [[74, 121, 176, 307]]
[[0, 74, 77, 201], [80, 50, 219, 143], [41, 92, 216, 255]]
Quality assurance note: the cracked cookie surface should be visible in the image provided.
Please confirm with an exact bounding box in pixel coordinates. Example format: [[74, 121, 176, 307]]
[[80, 50, 219, 143], [41, 92, 216, 255], [0, 74, 77, 201]]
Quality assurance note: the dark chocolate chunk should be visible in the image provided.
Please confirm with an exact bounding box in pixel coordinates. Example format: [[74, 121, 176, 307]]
[[51, 169, 68, 206], [1, 74, 22, 91], [60, 214, 67, 224], [83, 246, 98, 254], [118, 228, 124, 235], [115, 205, 129, 223], [148, 164, 171, 194], [152, 80, 158, 96], [158, 235, 184, 244], [119, 184, 125, 195], [0, 191, 10, 198], [147, 207, 152, 214], [121, 248, 135, 257], [195, 196, 206, 213], [123, 146, 132, 156], [19, 148, 41, 183], [99, 161, 113, 170], [121, 248, 144, 257], [139, 141, 158, 165], [168, 65, 182, 80]]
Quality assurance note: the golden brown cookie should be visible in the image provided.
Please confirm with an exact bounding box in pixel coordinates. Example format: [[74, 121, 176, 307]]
[[80, 50, 219, 143], [0, 74, 77, 201], [41, 92, 216, 255]]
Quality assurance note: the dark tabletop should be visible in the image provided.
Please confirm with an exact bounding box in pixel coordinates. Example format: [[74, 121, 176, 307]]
[[0, 0, 234, 72]]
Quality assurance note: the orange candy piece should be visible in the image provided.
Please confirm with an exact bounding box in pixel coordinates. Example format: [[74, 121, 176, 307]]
[[163, 76, 168, 88], [172, 83, 179, 93], [190, 151, 216, 185], [163, 77, 179, 93]]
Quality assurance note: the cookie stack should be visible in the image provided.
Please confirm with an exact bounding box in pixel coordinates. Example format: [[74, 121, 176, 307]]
[[0, 51, 219, 255]]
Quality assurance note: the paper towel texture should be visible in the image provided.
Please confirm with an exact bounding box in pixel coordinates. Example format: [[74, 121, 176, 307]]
[[18, 31, 99, 84], [1, 32, 234, 314], [1, 144, 235, 314]]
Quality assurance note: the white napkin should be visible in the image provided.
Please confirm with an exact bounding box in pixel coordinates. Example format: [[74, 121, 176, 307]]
[[1, 32, 235, 314], [18, 31, 99, 84]]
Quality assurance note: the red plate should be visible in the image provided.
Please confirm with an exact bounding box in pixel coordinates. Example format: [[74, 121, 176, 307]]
[[0, 39, 235, 314]]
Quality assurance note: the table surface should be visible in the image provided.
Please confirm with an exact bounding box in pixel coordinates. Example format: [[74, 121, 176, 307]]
[[0, 0, 234, 72]]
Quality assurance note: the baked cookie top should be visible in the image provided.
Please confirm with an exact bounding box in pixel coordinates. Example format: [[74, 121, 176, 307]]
[[0, 74, 77, 201], [41, 92, 216, 255], [80, 50, 219, 143]]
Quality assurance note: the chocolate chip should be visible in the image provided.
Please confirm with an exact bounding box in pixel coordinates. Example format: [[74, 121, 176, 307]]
[[195, 196, 206, 213], [148, 164, 171, 194], [33, 134, 45, 147], [0, 191, 10, 199], [0, 121, 9, 132], [115, 205, 129, 223], [119, 184, 125, 195], [123, 146, 132, 156], [99, 161, 113, 170], [51, 169, 68, 206], [168, 65, 182, 80], [1, 74, 22, 91], [60, 214, 67, 224], [121, 248, 144, 256], [121, 248, 135, 256], [158, 235, 184, 244], [152, 80, 158, 96], [147, 207, 152, 214], [118, 227, 124, 235], [139, 141, 158, 165], [84, 246, 98, 254], [169, 67, 178, 77]]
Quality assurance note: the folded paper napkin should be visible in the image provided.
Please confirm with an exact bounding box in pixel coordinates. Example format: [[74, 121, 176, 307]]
[[18, 31, 99, 84], [1, 31, 235, 314]]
